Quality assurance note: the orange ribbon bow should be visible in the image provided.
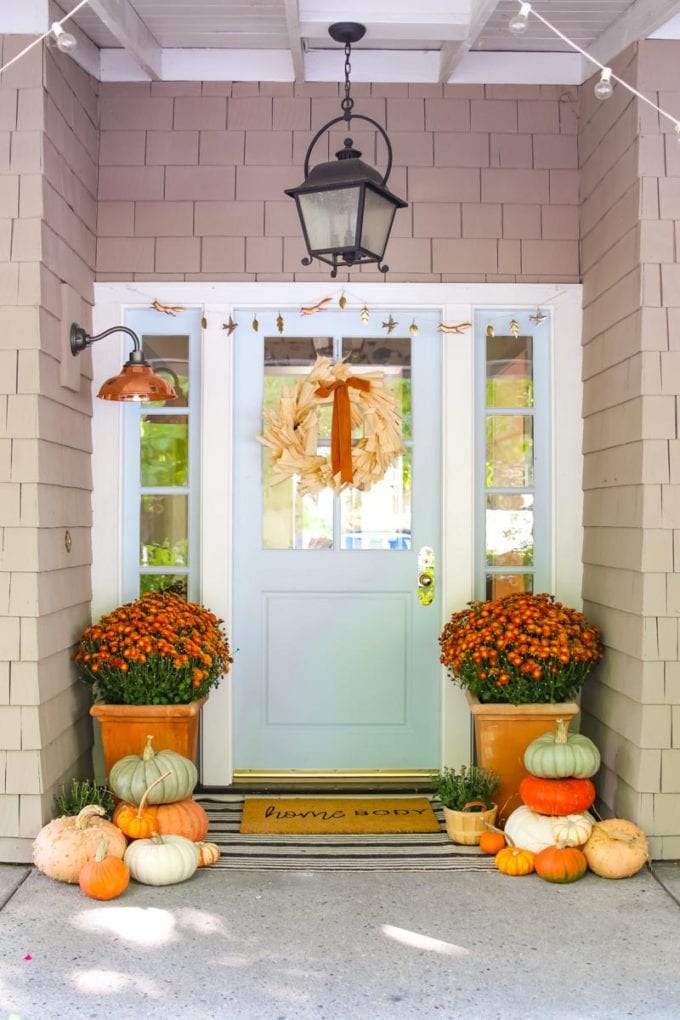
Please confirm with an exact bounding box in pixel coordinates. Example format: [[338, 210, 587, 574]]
[[315, 376, 371, 483]]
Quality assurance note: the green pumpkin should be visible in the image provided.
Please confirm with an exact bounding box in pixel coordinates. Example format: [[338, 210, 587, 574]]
[[109, 735, 198, 805], [524, 718, 600, 779]]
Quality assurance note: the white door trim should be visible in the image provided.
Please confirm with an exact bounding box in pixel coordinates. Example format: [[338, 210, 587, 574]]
[[91, 281, 583, 786]]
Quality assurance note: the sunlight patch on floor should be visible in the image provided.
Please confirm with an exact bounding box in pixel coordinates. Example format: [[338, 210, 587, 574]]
[[72, 906, 176, 944], [381, 924, 470, 956], [70, 969, 163, 997]]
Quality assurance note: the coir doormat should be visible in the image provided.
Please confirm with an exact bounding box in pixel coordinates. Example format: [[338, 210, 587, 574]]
[[240, 796, 440, 835]]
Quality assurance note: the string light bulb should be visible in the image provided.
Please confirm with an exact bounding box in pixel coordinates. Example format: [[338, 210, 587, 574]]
[[51, 22, 77, 53], [509, 3, 532, 36], [594, 67, 614, 101]]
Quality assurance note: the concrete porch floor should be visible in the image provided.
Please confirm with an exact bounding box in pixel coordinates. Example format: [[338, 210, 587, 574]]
[[0, 861, 679, 1019]]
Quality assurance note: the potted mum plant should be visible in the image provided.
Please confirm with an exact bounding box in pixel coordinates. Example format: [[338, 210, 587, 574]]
[[75, 587, 233, 774], [433, 765, 499, 845], [439, 592, 604, 822]]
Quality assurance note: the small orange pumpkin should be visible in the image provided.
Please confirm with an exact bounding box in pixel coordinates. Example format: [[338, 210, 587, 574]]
[[495, 845, 535, 876], [79, 839, 130, 900], [113, 771, 170, 840], [519, 775, 595, 816], [479, 830, 506, 855], [534, 845, 587, 884], [195, 841, 221, 867]]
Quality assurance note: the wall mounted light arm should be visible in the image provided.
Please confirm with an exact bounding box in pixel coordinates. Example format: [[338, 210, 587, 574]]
[[69, 322, 177, 402]]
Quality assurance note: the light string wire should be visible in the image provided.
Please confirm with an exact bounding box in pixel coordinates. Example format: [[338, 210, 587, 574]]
[[0, 0, 90, 78], [515, 1, 680, 133]]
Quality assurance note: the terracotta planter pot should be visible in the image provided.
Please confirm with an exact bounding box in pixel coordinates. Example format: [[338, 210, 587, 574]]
[[91, 697, 207, 776], [442, 801, 498, 845], [465, 690, 580, 825]]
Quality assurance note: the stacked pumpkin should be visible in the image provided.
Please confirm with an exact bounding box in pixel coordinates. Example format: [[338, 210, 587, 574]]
[[495, 718, 649, 881], [110, 735, 221, 886], [32, 735, 220, 900]]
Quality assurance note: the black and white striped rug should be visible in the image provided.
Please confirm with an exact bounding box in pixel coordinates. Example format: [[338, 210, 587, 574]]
[[197, 795, 496, 872]]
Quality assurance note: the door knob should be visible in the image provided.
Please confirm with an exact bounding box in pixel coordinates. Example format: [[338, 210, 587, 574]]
[[417, 546, 435, 606]]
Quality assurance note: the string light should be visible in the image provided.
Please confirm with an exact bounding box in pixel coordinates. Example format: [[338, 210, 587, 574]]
[[509, 3, 532, 36], [594, 67, 614, 101], [51, 23, 78, 54], [0, 0, 89, 77], [509, 0, 680, 137]]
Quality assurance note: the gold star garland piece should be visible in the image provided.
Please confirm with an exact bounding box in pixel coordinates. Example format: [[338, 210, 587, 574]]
[[201, 316, 207, 329], [252, 314, 259, 332], [338, 292, 347, 309], [529, 308, 547, 326], [510, 318, 520, 338], [222, 316, 237, 335], [276, 312, 284, 334], [360, 305, 370, 325], [151, 300, 185, 316], [409, 320, 419, 336], [382, 315, 398, 334], [486, 325, 495, 338], [438, 322, 471, 334]]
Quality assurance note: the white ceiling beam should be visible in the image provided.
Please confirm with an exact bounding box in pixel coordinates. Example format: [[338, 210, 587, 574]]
[[283, 0, 305, 82], [439, 0, 501, 82], [0, 0, 48, 33], [86, 0, 162, 80], [586, 0, 680, 71], [305, 48, 439, 83], [450, 51, 582, 86]]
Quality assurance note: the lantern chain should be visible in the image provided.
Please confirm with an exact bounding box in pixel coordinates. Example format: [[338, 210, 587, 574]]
[[341, 39, 354, 121]]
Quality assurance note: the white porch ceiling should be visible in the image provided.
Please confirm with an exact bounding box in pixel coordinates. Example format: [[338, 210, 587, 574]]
[[39, 0, 680, 83]]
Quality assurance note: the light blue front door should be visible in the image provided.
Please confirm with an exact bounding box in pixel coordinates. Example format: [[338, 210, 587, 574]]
[[232, 309, 442, 771]]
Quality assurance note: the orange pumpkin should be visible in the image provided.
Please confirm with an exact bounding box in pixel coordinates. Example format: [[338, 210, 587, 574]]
[[79, 839, 130, 900], [155, 799, 209, 842], [495, 846, 535, 876], [195, 841, 221, 867], [519, 775, 595, 816], [534, 845, 587, 884], [479, 830, 506, 855], [113, 771, 169, 840]]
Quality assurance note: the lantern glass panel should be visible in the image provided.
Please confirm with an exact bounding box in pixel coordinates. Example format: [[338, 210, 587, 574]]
[[298, 186, 361, 252], [360, 188, 397, 258]]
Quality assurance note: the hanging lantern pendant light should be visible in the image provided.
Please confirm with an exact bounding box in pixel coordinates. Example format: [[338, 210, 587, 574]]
[[285, 22, 407, 278]]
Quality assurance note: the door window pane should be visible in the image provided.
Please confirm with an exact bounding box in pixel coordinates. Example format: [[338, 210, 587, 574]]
[[141, 494, 188, 567], [140, 416, 188, 487], [486, 415, 534, 487], [140, 574, 188, 597], [486, 573, 533, 600], [141, 335, 190, 406], [486, 493, 534, 567], [262, 337, 334, 550], [341, 450, 411, 549], [486, 335, 533, 408]]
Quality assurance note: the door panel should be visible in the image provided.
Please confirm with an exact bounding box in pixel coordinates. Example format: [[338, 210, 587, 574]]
[[232, 309, 441, 771]]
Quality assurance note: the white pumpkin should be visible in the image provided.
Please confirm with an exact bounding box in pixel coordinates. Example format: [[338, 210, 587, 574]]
[[552, 813, 594, 848], [124, 833, 199, 885], [505, 805, 594, 854]]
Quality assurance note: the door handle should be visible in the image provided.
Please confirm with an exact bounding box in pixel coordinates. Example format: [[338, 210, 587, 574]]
[[417, 546, 435, 606]]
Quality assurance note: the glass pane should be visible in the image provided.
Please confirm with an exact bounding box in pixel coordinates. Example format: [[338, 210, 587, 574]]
[[140, 415, 188, 487], [298, 186, 360, 251], [140, 494, 188, 567], [342, 338, 412, 441], [486, 493, 534, 567], [341, 450, 411, 549], [141, 335, 190, 407], [139, 574, 188, 597], [486, 415, 534, 487], [485, 573, 533, 600], [486, 335, 533, 408], [360, 188, 396, 258], [263, 336, 334, 550]]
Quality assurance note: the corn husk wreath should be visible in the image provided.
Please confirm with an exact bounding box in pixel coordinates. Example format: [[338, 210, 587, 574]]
[[257, 356, 404, 496]]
